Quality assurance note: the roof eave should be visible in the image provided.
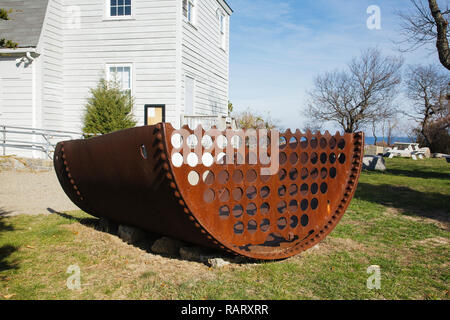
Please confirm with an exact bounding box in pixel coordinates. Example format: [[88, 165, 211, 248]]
[[218, 0, 233, 15]]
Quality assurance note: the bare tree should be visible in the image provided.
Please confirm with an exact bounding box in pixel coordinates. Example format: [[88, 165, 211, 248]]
[[405, 64, 449, 151], [307, 48, 403, 133], [397, 0, 450, 70]]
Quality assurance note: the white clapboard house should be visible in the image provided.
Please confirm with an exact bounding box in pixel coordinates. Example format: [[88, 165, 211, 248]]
[[0, 0, 232, 158]]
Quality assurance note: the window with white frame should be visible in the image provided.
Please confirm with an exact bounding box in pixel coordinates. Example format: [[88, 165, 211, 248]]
[[106, 64, 132, 93], [183, 0, 196, 24], [108, 0, 132, 17]]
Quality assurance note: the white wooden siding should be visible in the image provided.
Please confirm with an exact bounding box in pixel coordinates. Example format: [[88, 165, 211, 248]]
[[0, 57, 35, 157], [181, 0, 229, 117], [38, 0, 64, 131], [61, 0, 178, 132]]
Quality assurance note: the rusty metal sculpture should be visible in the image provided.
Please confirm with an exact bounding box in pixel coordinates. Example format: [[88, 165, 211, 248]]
[[54, 123, 364, 260]]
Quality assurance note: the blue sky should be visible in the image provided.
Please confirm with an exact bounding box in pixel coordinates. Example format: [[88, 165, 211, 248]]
[[226, 0, 443, 134]]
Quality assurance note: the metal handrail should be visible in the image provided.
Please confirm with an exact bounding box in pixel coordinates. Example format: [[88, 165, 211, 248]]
[[1, 125, 82, 159]]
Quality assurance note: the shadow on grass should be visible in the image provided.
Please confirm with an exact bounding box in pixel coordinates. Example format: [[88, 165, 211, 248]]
[[47, 208, 99, 227], [46, 209, 251, 265], [355, 183, 450, 227], [386, 168, 450, 180], [0, 208, 19, 273]]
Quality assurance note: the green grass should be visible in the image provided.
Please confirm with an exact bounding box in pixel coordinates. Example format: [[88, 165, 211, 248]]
[[0, 158, 449, 300]]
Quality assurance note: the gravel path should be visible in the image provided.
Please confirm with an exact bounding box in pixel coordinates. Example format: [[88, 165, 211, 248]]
[[0, 170, 79, 216]]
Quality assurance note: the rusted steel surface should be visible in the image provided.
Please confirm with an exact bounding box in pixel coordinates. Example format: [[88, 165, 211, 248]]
[[54, 123, 364, 260]]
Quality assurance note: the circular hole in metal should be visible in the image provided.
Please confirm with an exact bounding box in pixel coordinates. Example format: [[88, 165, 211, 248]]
[[248, 220, 258, 234], [339, 153, 346, 164], [289, 168, 298, 180], [203, 189, 215, 203], [300, 137, 308, 148], [329, 153, 337, 164], [231, 135, 242, 149], [219, 188, 230, 202], [171, 133, 183, 149], [201, 135, 213, 149], [277, 201, 287, 214], [232, 205, 244, 218], [246, 169, 257, 182], [320, 153, 328, 164], [311, 198, 319, 210], [330, 167, 337, 178], [338, 139, 346, 150], [320, 137, 327, 149], [188, 171, 200, 186], [187, 134, 198, 149], [232, 170, 244, 184], [246, 203, 257, 216], [202, 153, 214, 167], [261, 203, 270, 214], [261, 174, 271, 182], [301, 214, 309, 227], [289, 137, 298, 149], [310, 152, 318, 165], [140, 145, 148, 159], [278, 185, 287, 197], [289, 184, 298, 196], [187, 153, 199, 167], [279, 169, 287, 181], [289, 200, 298, 212], [171, 153, 184, 168], [217, 152, 227, 165], [280, 136, 287, 149], [329, 137, 337, 149], [300, 183, 309, 196], [320, 183, 328, 194], [277, 218, 287, 230], [310, 168, 319, 179], [219, 206, 230, 219], [233, 188, 243, 201], [261, 186, 270, 198], [289, 152, 298, 165], [290, 216, 299, 228], [301, 168, 308, 180], [321, 168, 328, 179], [203, 171, 215, 185], [311, 183, 319, 195], [217, 135, 228, 149], [279, 152, 287, 165], [310, 137, 318, 149], [218, 170, 229, 184], [300, 199, 309, 211], [246, 186, 257, 200], [300, 152, 309, 165], [234, 222, 244, 235], [260, 219, 270, 232]]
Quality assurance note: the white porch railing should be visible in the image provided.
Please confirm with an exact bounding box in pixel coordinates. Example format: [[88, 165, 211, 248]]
[[0, 125, 82, 159], [180, 115, 237, 130]]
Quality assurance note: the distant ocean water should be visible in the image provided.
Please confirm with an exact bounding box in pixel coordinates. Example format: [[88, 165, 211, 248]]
[[365, 137, 413, 145]]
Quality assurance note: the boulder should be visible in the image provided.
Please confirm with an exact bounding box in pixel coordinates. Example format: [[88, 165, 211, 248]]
[[118, 225, 146, 244], [207, 258, 231, 268], [362, 155, 386, 171], [151, 237, 185, 256], [179, 246, 224, 263], [99, 217, 118, 234]]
